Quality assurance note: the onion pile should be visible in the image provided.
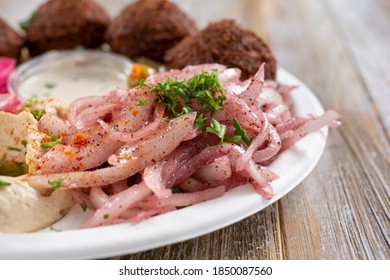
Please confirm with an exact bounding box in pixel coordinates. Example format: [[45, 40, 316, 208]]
[[26, 63, 340, 228]]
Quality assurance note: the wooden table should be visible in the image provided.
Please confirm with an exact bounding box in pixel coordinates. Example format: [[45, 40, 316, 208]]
[[122, 0, 390, 260], [1, 0, 388, 260]]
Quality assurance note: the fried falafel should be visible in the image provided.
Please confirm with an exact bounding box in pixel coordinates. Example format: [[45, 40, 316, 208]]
[[25, 0, 110, 56], [0, 17, 24, 59], [106, 0, 198, 62], [164, 20, 277, 80]]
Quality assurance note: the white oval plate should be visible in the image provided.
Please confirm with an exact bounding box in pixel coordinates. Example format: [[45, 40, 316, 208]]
[[0, 68, 328, 259]]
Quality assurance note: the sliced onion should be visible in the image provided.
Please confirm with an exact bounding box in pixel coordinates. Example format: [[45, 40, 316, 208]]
[[178, 177, 204, 192], [82, 182, 152, 228], [37, 113, 74, 139], [70, 189, 95, 211], [136, 185, 226, 209], [98, 105, 164, 142], [282, 110, 340, 149], [75, 102, 119, 130], [28, 113, 197, 189], [253, 125, 282, 163], [236, 119, 269, 171], [68, 96, 105, 127], [111, 179, 128, 194], [237, 63, 265, 106], [194, 155, 232, 182], [142, 134, 207, 198], [130, 206, 177, 223], [89, 187, 109, 209]]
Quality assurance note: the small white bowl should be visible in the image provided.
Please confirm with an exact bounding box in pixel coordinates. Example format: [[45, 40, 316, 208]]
[[7, 50, 133, 101]]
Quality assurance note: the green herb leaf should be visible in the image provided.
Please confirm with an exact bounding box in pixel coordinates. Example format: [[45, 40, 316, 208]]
[[41, 135, 63, 149], [103, 214, 109, 219], [30, 109, 46, 121], [21, 140, 28, 147], [8, 146, 22, 152], [136, 98, 147, 106], [233, 118, 253, 146], [80, 204, 88, 212], [137, 79, 151, 89], [0, 180, 11, 187], [45, 82, 56, 89], [153, 70, 226, 122], [223, 135, 242, 144], [171, 186, 182, 193], [206, 118, 227, 142], [211, 69, 225, 94], [49, 178, 65, 189], [49, 226, 62, 232], [19, 11, 37, 31], [0, 162, 27, 177], [26, 95, 38, 107], [194, 113, 207, 129]]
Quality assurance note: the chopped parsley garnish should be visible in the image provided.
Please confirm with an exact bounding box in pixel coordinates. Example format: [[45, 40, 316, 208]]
[[45, 82, 56, 89], [103, 214, 110, 219], [151, 70, 226, 129], [41, 135, 63, 149], [19, 11, 37, 31], [49, 226, 62, 232], [204, 118, 253, 145], [49, 178, 65, 189], [0, 162, 26, 177], [171, 186, 182, 193], [206, 118, 227, 142], [80, 204, 88, 212], [193, 113, 207, 129], [26, 95, 38, 107], [30, 109, 46, 121], [25, 96, 45, 120], [137, 79, 152, 89], [223, 135, 242, 144], [231, 118, 253, 146], [8, 146, 22, 152], [136, 98, 147, 106], [21, 139, 28, 147], [0, 180, 11, 187], [142, 71, 252, 145]]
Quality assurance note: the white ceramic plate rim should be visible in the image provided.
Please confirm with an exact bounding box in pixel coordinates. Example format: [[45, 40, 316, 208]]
[[0, 68, 328, 260]]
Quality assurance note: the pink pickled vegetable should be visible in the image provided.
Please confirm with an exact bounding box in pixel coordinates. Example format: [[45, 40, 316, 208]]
[[0, 57, 15, 93], [0, 93, 20, 113]]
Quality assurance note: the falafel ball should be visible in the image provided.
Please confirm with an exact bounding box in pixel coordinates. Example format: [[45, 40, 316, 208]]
[[25, 0, 110, 56], [106, 0, 198, 62], [164, 20, 277, 80], [0, 17, 24, 59]]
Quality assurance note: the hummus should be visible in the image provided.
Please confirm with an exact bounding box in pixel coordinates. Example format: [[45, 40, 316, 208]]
[[0, 176, 74, 233], [0, 102, 74, 233]]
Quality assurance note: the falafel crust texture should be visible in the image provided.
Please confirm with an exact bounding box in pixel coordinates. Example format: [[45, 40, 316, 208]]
[[25, 0, 110, 56], [106, 0, 198, 62], [0, 17, 25, 59], [165, 20, 277, 80]]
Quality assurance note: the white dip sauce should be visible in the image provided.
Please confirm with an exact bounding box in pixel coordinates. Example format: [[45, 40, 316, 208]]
[[13, 50, 132, 102]]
